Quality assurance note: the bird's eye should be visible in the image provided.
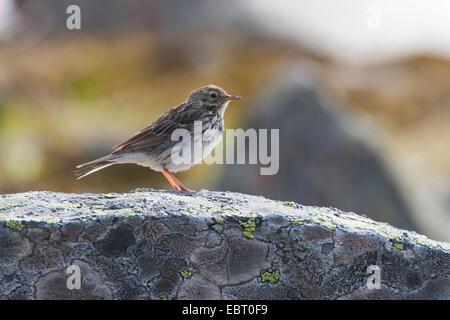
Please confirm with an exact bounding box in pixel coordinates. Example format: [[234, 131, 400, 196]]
[[210, 93, 217, 99]]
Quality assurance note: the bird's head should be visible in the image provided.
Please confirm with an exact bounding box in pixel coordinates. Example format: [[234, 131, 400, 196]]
[[187, 84, 241, 108]]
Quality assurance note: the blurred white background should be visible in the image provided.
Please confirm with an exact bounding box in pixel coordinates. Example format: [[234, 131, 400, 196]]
[[244, 0, 450, 63]]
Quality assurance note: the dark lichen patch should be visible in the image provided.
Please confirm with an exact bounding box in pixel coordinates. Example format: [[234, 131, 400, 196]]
[[321, 243, 334, 254], [96, 224, 136, 257], [160, 258, 187, 280], [321, 251, 378, 298], [152, 278, 177, 297], [36, 260, 113, 299], [61, 223, 84, 242], [0, 229, 33, 265], [261, 269, 280, 283], [222, 232, 269, 285], [239, 218, 256, 239], [5, 220, 25, 232], [405, 270, 421, 289], [42, 231, 50, 240]]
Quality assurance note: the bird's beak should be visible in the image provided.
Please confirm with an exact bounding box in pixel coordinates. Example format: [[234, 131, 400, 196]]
[[223, 95, 241, 101]]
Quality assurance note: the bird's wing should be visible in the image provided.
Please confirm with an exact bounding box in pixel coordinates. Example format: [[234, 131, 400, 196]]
[[111, 102, 201, 155], [111, 126, 168, 155]]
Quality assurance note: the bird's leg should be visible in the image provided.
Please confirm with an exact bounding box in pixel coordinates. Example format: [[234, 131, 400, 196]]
[[167, 171, 193, 192], [162, 169, 181, 191], [162, 169, 192, 192]]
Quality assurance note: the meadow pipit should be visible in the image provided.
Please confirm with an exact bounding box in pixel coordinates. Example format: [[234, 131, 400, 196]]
[[74, 84, 241, 191]]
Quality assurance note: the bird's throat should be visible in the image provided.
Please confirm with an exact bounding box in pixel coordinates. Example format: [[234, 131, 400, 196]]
[[218, 101, 230, 118]]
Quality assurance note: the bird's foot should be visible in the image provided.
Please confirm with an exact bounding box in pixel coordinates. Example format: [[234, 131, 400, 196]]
[[162, 169, 193, 193]]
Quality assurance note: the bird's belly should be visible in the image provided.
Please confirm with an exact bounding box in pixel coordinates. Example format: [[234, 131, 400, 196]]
[[115, 126, 223, 173], [164, 126, 223, 172], [114, 153, 165, 172]]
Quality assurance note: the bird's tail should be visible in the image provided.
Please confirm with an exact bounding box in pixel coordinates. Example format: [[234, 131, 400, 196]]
[[74, 155, 118, 180]]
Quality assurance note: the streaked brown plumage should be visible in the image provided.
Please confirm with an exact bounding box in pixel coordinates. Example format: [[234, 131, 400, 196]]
[[74, 84, 241, 191]]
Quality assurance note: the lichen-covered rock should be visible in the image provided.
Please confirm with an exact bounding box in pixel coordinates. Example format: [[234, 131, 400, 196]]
[[0, 189, 448, 300]]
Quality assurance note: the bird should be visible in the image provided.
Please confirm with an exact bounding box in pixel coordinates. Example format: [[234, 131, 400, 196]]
[[74, 84, 241, 192]]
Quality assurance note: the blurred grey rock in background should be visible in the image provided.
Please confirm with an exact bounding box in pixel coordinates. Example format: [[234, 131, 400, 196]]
[[215, 66, 417, 232]]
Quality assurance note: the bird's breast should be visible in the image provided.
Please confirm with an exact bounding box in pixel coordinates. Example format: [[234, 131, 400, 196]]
[[197, 116, 224, 157]]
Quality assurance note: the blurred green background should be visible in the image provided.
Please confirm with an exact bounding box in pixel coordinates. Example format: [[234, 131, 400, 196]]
[[0, 0, 449, 241]]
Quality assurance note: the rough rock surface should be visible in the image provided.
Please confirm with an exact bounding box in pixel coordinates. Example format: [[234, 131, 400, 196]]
[[0, 189, 448, 300]]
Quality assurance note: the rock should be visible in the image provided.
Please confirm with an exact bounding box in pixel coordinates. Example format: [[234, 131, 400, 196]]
[[216, 66, 417, 232], [0, 189, 448, 299]]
